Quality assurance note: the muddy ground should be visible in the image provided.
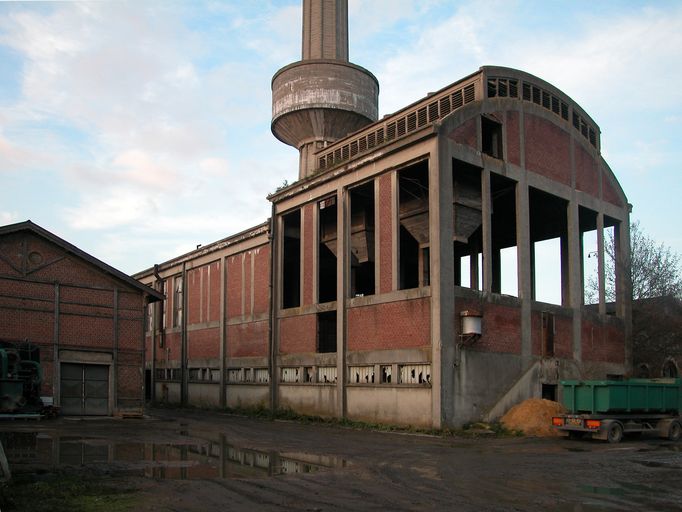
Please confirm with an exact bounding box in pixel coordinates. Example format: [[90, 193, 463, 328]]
[[1, 407, 681, 511]]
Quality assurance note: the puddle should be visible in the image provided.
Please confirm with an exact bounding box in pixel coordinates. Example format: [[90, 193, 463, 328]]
[[0, 431, 347, 480]]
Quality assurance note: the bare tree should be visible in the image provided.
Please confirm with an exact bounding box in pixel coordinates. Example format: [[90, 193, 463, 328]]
[[586, 221, 682, 302]]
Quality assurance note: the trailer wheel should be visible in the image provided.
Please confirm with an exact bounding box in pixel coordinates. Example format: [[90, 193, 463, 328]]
[[668, 421, 682, 442], [606, 422, 624, 444]]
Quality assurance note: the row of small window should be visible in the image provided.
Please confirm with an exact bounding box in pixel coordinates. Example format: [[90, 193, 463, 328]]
[[155, 368, 265, 383], [317, 83, 476, 170], [280, 364, 431, 385], [155, 364, 431, 386], [487, 78, 598, 148]]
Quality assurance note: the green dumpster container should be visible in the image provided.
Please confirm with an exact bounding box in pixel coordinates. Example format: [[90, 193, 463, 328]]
[[561, 378, 682, 414]]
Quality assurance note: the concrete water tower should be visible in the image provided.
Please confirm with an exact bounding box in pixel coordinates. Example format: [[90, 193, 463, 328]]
[[271, 0, 379, 180]]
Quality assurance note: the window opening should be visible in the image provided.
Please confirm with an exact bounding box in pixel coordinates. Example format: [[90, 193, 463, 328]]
[[481, 116, 503, 159], [349, 182, 375, 297], [282, 209, 301, 308], [317, 311, 337, 353], [173, 275, 183, 327], [318, 196, 337, 303], [453, 160, 482, 290], [541, 383, 557, 401], [529, 188, 568, 305], [398, 161, 429, 290]]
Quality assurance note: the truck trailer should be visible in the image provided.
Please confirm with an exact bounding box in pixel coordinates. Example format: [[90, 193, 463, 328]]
[[552, 378, 682, 443]]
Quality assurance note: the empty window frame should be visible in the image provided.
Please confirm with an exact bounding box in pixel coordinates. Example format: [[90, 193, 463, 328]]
[[317, 310, 337, 353], [481, 116, 503, 159], [349, 182, 375, 297], [398, 161, 429, 290], [318, 196, 337, 303], [453, 160, 482, 290], [282, 209, 301, 309], [579, 206, 599, 305], [173, 275, 183, 327], [490, 173, 517, 295], [529, 188, 568, 306]]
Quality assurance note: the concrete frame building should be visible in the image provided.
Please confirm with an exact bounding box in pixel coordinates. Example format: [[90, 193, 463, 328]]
[[0, 221, 162, 416], [136, 0, 632, 428]]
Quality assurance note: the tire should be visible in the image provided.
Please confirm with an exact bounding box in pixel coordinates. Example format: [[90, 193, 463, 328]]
[[606, 422, 624, 444], [668, 421, 682, 442]]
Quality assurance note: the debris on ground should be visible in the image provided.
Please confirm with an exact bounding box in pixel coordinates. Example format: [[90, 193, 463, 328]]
[[501, 398, 565, 437]]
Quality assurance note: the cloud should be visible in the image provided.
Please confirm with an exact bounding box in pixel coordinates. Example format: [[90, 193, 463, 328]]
[[0, 211, 20, 225]]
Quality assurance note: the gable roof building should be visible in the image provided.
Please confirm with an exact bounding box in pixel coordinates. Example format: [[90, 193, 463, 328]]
[[0, 220, 162, 416]]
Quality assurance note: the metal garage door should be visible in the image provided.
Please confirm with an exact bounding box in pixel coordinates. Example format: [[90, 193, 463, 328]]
[[60, 363, 109, 415]]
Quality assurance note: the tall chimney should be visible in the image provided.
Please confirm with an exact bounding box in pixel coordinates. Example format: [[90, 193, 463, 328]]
[[271, 0, 379, 180]]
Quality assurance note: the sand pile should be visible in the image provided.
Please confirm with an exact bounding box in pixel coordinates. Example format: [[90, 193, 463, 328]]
[[501, 398, 565, 436]]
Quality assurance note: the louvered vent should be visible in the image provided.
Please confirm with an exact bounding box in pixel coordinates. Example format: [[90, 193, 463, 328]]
[[312, 79, 479, 172]]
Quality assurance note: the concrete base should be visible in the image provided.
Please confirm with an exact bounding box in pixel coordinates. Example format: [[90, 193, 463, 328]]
[[347, 386, 432, 427]]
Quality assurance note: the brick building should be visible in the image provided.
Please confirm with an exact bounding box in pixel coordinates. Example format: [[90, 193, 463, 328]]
[[0, 221, 162, 416], [136, 0, 632, 427]]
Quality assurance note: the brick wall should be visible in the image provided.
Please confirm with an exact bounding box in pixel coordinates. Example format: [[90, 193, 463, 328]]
[[279, 314, 317, 354], [575, 144, 598, 195], [188, 326, 220, 359], [448, 117, 477, 148], [347, 297, 430, 351], [524, 114, 571, 186], [602, 172, 624, 207], [227, 320, 268, 358], [456, 299, 521, 354], [506, 111, 521, 166], [582, 318, 625, 364]]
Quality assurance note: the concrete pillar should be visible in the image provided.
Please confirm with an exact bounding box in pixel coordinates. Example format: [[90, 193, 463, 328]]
[[482, 168, 492, 295], [219, 255, 226, 407], [516, 177, 532, 359], [431, 137, 455, 428], [615, 218, 633, 373], [567, 198, 582, 361], [597, 212, 606, 314], [336, 186, 348, 418], [560, 233, 570, 307]]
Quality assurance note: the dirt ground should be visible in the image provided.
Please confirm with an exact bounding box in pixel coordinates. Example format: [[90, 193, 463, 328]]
[[1, 407, 681, 511]]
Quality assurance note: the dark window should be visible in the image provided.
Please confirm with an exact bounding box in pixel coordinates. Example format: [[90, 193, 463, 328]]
[[318, 311, 337, 353], [482, 116, 503, 159], [282, 209, 301, 308]]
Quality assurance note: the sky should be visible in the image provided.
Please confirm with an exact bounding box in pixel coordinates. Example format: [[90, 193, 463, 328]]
[[1, 0, 681, 299]]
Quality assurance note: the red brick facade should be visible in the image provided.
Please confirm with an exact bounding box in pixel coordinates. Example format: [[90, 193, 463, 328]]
[[0, 223, 159, 415], [347, 298, 430, 351]]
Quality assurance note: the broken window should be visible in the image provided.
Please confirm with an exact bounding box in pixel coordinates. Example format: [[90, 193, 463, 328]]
[[398, 161, 429, 290], [349, 182, 375, 297], [282, 209, 301, 309], [380, 365, 392, 383], [317, 311, 336, 353], [482, 115, 503, 159], [318, 196, 337, 303]]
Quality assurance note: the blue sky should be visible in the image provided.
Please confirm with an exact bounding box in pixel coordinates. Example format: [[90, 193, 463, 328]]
[[1, 0, 681, 298]]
